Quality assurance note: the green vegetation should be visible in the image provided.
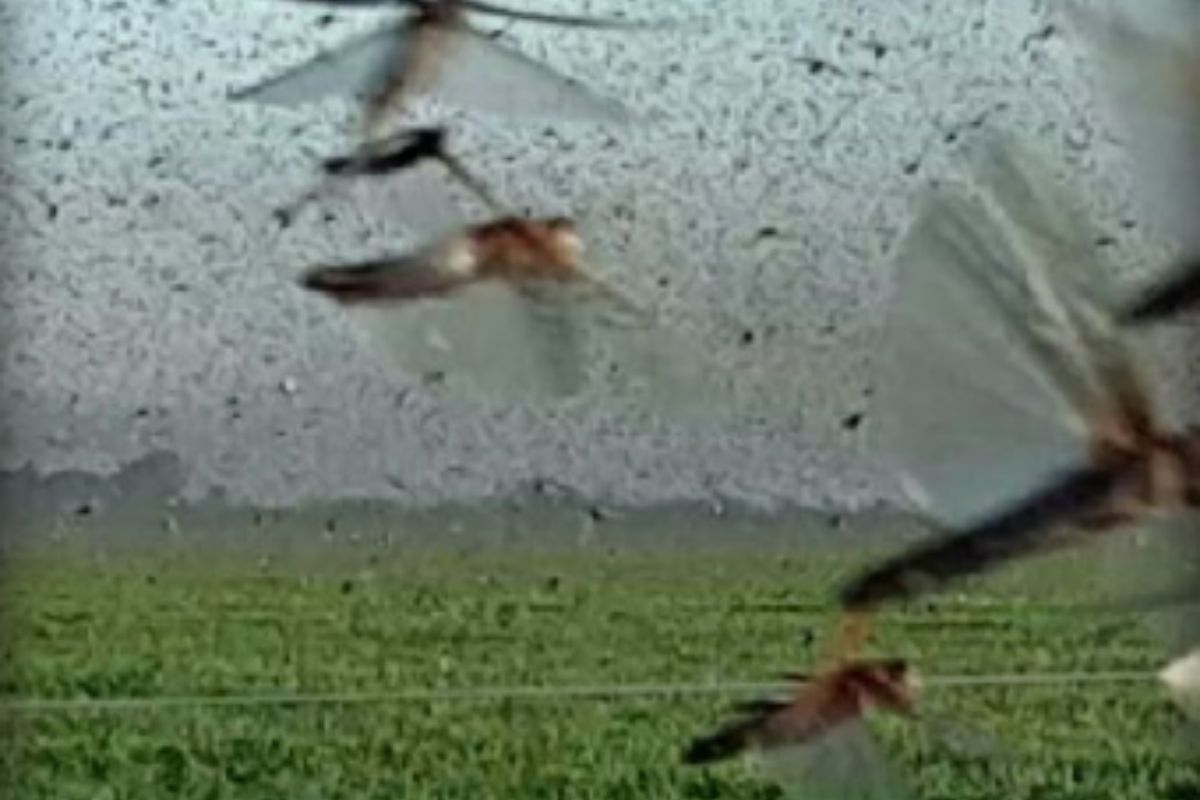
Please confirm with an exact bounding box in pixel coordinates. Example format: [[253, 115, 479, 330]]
[[1, 544, 1197, 799]]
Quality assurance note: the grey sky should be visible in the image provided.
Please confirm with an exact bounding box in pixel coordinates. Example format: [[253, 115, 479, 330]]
[[0, 0, 1186, 509]]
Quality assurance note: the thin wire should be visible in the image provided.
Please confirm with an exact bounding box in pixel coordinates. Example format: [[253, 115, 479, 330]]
[[0, 670, 1160, 714]]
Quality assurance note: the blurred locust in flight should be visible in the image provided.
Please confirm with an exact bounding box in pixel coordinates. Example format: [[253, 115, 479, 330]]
[[1068, 1, 1200, 711], [683, 657, 999, 798], [300, 215, 618, 304], [296, 214, 730, 404], [831, 134, 1200, 656], [1066, 0, 1200, 324], [684, 659, 919, 799], [684, 659, 918, 765], [231, 0, 661, 139]]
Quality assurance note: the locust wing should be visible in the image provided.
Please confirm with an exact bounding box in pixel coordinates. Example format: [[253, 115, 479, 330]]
[[330, 227, 632, 401], [847, 133, 1169, 610], [353, 264, 743, 407], [537, 282, 746, 416], [427, 23, 631, 123], [856, 131, 1169, 614], [1116, 515, 1200, 760], [231, 19, 630, 125], [1064, 0, 1200, 258], [311, 204, 735, 407], [875, 152, 1089, 524], [1060, 0, 1200, 323], [758, 719, 911, 800], [1098, 510, 1200, 662], [876, 132, 1162, 524], [229, 24, 406, 107], [358, 280, 592, 398]]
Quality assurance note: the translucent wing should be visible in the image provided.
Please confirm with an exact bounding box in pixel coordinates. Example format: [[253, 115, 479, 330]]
[[531, 278, 777, 417], [875, 186, 1092, 524], [430, 24, 631, 123], [357, 281, 590, 399], [517, 281, 746, 413], [758, 720, 911, 800], [229, 24, 406, 107], [351, 270, 754, 408], [1136, 514, 1200, 660], [875, 132, 1156, 525], [1093, 510, 1200, 756], [918, 714, 1011, 762], [967, 133, 1163, 434], [1098, 510, 1200, 660], [1064, 0, 1200, 255], [967, 133, 1122, 314]]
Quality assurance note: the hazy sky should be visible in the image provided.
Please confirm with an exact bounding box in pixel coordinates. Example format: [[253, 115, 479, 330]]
[[0, 0, 1187, 509]]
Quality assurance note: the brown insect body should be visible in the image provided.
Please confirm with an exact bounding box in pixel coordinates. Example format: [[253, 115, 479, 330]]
[[469, 216, 583, 284], [683, 659, 917, 765]]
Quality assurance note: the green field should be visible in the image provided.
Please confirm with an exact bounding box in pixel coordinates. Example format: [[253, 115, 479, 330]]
[[1, 544, 1197, 799]]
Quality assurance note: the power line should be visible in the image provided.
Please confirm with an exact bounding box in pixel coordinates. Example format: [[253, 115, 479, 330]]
[[0, 670, 1160, 715]]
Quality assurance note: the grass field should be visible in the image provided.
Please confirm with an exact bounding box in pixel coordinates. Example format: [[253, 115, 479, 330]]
[[1, 543, 1197, 799]]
